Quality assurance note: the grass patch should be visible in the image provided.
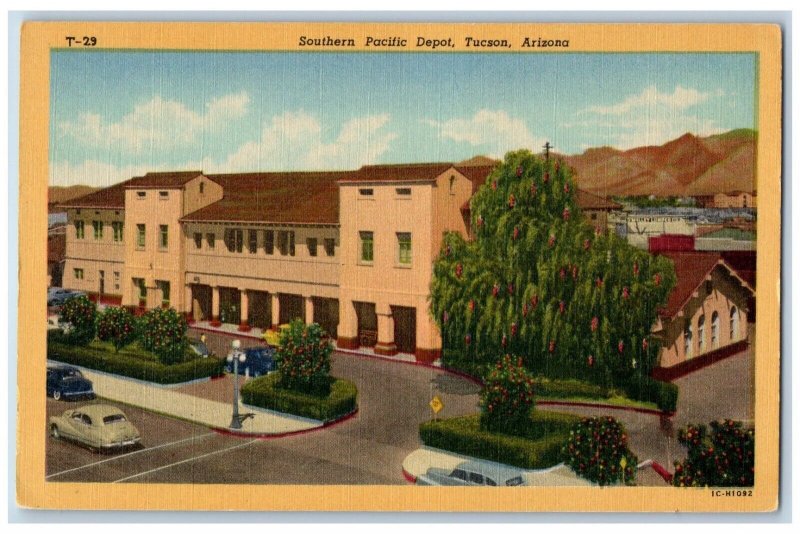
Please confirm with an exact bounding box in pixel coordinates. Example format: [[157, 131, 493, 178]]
[[419, 411, 580, 470], [241, 372, 357, 423]]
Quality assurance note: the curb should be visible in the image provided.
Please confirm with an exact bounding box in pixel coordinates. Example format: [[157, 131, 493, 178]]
[[649, 460, 674, 483], [401, 467, 417, 484], [189, 325, 266, 341], [209, 406, 359, 439], [335, 348, 484, 387]]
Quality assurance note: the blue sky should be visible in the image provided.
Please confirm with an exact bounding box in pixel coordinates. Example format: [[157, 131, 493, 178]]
[[49, 51, 756, 187]]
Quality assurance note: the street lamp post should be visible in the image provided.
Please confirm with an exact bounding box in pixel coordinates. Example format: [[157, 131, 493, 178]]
[[227, 339, 247, 429]]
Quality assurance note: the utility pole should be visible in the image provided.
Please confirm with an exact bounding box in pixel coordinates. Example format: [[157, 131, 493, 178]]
[[543, 141, 553, 161]]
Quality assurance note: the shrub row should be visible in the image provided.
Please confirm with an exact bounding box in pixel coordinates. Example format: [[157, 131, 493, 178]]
[[623, 376, 679, 413], [241, 372, 357, 422], [533, 377, 610, 400], [419, 413, 579, 470], [48, 340, 225, 384]]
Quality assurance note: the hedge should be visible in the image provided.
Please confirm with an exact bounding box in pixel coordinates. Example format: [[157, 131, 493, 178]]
[[420, 412, 580, 470], [241, 372, 357, 422], [533, 377, 610, 400], [623, 376, 679, 413], [47, 340, 225, 384]]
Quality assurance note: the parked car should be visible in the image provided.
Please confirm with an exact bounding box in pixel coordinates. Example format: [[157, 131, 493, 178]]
[[46, 364, 95, 401], [416, 460, 526, 487], [188, 338, 213, 358], [47, 288, 86, 307], [224, 346, 276, 377], [49, 404, 141, 452]]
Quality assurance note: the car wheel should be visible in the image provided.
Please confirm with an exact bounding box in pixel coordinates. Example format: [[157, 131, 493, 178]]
[[50, 424, 60, 439], [53, 390, 62, 401]]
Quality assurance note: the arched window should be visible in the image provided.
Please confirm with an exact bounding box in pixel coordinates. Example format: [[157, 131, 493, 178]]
[[730, 306, 740, 341], [711, 311, 720, 349], [684, 323, 693, 358], [697, 314, 706, 353]]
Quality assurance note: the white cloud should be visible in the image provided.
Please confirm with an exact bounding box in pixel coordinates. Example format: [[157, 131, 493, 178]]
[[217, 111, 397, 172], [583, 85, 719, 115], [422, 109, 544, 157], [57, 91, 250, 154], [49, 159, 200, 188]]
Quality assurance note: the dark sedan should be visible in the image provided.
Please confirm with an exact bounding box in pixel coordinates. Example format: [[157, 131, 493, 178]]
[[46, 364, 95, 401], [224, 346, 276, 378]]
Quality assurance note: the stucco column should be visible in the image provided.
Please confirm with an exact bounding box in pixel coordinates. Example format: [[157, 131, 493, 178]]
[[238, 289, 251, 332], [270, 293, 281, 330], [415, 303, 442, 364], [146, 285, 160, 310], [374, 303, 397, 356], [210, 286, 221, 326], [336, 299, 359, 350], [304, 296, 315, 325], [184, 285, 194, 322]]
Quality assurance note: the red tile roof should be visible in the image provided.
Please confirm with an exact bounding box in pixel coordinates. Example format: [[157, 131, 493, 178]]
[[575, 189, 623, 210], [657, 251, 754, 319], [181, 171, 349, 225], [339, 162, 456, 184], [125, 171, 204, 189], [57, 179, 133, 209]]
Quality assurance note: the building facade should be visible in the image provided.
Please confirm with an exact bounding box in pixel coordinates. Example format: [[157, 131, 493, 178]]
[[60, 161, 621, 362]]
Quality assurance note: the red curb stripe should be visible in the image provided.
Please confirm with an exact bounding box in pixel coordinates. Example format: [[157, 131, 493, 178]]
[[402, 468, 417, 484], [649, 461, 674, 483], [536, 399, 672, 417], [209, 407, 358, 440], [190, 326, 264, 341]]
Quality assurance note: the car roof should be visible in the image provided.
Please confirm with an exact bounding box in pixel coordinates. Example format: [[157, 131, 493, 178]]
[[75, 404, 126, 420], [453, 460, 523, 481], [48, 364, 79, 371]]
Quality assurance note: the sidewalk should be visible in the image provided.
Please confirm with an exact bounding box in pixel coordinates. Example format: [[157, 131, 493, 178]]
[[54, 362, 322, 436]]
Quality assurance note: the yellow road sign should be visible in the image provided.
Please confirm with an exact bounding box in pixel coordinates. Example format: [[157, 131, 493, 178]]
[[429, 395, 444, 414], [620, 457, 628, 469]]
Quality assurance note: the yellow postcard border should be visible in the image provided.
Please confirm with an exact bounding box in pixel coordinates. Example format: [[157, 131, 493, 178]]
[[18, 21, 782, 512]]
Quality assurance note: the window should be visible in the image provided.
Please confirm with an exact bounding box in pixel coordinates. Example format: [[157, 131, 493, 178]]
[[450, 469, 468, 482], [307, 238, 318, 257], [278, 231, 295, 256], [133, 278, 146, 301], [136, 224, 146, 249], [248, 230, 258, 254], [159, 225, 169, 250], [360, 231, 374, 263], [396, 187, 411, 196], [159, 191, 169, 199], [156, 280, 170, 306], [468, 472, 484, 485], [136, 191, 146, 199], [449, 175, 456, 194], [697, 314, 706, 353], [194, 232, 203, 249], [92, 220, 103, 240], [73, 268, 84, 280], [112, 222, 124, 242], [358, 188, 374, 197], [264, 230, 274, 255], [324, 238, 336, 257], [711, 311, 720, 348], [199, 182, 205, 194], [730, 306, 740, 341], [684, 323, 693, 358], [225, 228, 243, 253], [74, 220, 85, 239], [397, 232, 412, 265], [206, 233, 215, 249], [113, 271, 120, 291]]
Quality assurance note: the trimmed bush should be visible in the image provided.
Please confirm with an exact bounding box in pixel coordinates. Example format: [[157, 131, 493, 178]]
[[623, 376, 679, 413], [533, 377, 610, 400], [48, 340, 224, 384], [480, 355, 537, 435], [97, 306, 138, 352], [60, 295, 97, 346], [139, 308, 189, 365], [562, 416, 638, 486], [275, 320, 333, 395], [241, 372, 357, 422], [419, 412, 579, 470], [673, 419, 754, 487]]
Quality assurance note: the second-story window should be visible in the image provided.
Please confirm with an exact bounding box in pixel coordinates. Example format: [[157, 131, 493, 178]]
[[324, 238, 335, 257], [194, 232, 203, 249], [359, 231, 374, 263], [136, 224, 146, 249], [112, 222, 124, 242], [397, 232, 412, 266], [396, 187, 411, 197], [159, 191, 169, 200], [74, 220, 85, 239], [248, 230, 258, 254], [307, 238, 318, 257], [278, 231, 295, 256], [92, 220, 103, 240], [264, 230, 274, 255], [225, 228, 243, 253], [159, 225, 169, 250], [359, 188, 374, 197], [206, 232, 215, 249]]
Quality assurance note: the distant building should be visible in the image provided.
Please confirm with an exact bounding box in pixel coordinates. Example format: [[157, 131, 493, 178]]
[[47, 229, 65, 288], [695, 191, 757, 209]]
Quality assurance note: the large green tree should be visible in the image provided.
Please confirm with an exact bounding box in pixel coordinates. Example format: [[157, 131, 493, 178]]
[[430, 150, 676, 387]]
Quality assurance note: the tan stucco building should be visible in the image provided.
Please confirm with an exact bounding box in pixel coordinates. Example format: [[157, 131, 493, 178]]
[[60, 160, 622, 363]]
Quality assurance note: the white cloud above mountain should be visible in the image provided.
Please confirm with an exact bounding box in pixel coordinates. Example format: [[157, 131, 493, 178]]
[[422, 110, 546, 157]]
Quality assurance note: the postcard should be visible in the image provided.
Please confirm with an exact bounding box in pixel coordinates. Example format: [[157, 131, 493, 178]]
[[18, 21, 782, 512]]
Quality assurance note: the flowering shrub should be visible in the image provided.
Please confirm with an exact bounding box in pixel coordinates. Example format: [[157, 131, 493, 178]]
[[673, 419, 754, 487], [97, 306, 138, 352], [562, 416, 638, 486], [479, 355, 536, 435], [59, 295, 97, 346], [275, 319, 333, 396], [138, 307, 189, 365]]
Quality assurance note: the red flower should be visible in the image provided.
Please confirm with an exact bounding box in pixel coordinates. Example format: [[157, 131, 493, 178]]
[[508, 193, 516, 209], [445, 245, 451, 257], [654, 273, 662, 286], [563, 183, 570, 194], [596, 277, 603, 288], [618, 340, 625, 354], [513, 226, 520, 240], [559, 301, 565, 314], [492, 284, 500, 297], [442, 311, 449, 324], [530, 183, 537, 196], [548, 234, 556, 247], [531, 294, 539, 308], [468, 299, 475, 312], [543, 172, 550, 183], [591, 316, 599, 332], [642, 338, 649, 350], [559, 268, 566, 280], [511, 322, 518, 336], [465, 333, 471, 346], [455, 263, 463, 278], [549, 340, 555, 353], [633, 262, 640, 276], [587, 355, 594, 367], [516, 166, 523, 177], [477, 214, 484, 227], [584, 239, 591, 251], [522, 303, 529, 317], [622, 286, 630, 299], [507, 283, 514, 296], [572, 265, 579, 279], [562, 207, 570, 220], [491, 180, 497, 191], [501, 334, 507, 347]]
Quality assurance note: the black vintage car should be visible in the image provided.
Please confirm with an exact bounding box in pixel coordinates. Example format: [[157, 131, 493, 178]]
[[46, 364, 95, 401]]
